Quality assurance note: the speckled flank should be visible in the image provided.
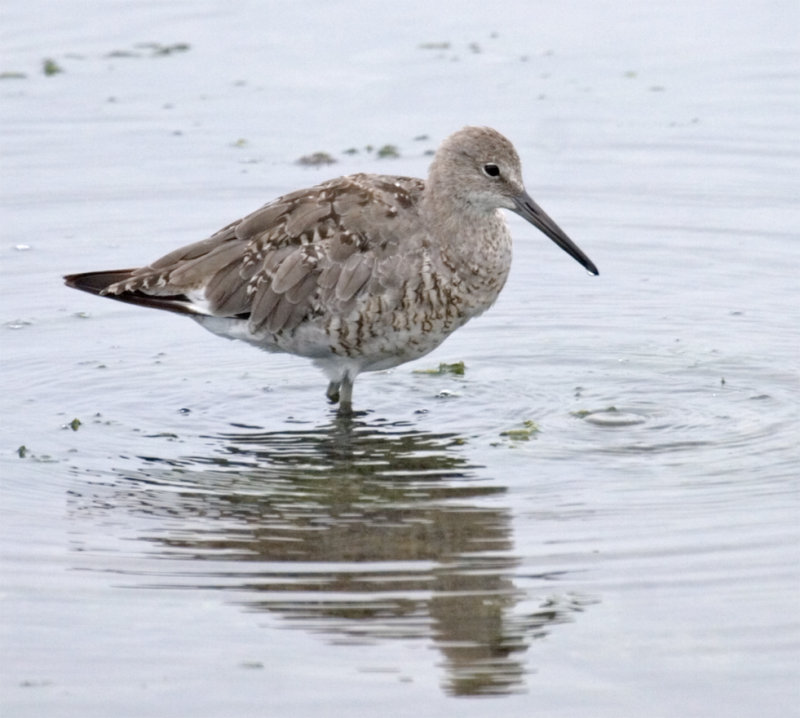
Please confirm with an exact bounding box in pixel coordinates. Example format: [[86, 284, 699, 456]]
[[64, 126, 597, 413]]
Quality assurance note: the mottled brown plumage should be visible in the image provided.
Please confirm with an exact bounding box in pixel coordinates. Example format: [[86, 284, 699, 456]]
[[65, 126, 598, 414]]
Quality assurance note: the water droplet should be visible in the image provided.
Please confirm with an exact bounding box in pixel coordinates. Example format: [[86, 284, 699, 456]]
[[5, 319, 32, 330]]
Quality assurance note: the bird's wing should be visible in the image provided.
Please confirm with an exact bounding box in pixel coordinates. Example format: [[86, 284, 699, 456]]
[[102, 174, 425, 332]]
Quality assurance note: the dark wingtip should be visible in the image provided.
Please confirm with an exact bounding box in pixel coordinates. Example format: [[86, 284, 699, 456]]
[[64, 269, 135, 295], [63, 272, 82, 288], [64, 269, 204, 317]]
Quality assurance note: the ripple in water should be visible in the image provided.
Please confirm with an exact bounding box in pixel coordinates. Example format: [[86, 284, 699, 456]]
[[67, 417, 597, 697]]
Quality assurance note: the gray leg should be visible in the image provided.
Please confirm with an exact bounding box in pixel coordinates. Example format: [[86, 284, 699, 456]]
[[326, 381, 340, 404], [337, 374, 354, 415]]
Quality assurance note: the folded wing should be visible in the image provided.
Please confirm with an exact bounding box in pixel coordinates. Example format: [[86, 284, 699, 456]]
[[65, 174, 425, 334]]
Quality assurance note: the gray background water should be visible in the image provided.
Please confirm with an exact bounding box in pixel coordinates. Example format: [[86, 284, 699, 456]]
[[2, 1, 798, 716]]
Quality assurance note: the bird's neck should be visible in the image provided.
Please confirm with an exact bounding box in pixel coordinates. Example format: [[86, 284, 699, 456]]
[[421, 190, 513, 287]]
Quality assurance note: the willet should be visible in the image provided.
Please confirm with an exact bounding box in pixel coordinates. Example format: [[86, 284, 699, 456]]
[[65, 126, 598, 414]]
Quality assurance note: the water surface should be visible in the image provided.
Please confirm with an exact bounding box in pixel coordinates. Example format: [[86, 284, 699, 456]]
[[2, 1, 798, 716]]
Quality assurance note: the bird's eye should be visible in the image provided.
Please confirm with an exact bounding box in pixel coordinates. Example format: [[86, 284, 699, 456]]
[[482, 163, 500, 178]]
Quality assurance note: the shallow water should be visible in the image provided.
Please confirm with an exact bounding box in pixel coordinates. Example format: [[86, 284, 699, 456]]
[[2, 1, 799, 716]]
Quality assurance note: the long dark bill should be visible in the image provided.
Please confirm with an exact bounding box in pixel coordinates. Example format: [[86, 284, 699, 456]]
[[512, 192, 599, 275]]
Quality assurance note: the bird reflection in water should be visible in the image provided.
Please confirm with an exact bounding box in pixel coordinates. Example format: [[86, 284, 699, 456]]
[[71, 417, 594, 696]]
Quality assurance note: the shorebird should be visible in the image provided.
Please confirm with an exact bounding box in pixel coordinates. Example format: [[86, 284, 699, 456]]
[[65, 126, 598, 414]]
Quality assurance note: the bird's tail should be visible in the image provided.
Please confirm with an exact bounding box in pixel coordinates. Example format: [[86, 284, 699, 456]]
[[64, 270, 204, 317]]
